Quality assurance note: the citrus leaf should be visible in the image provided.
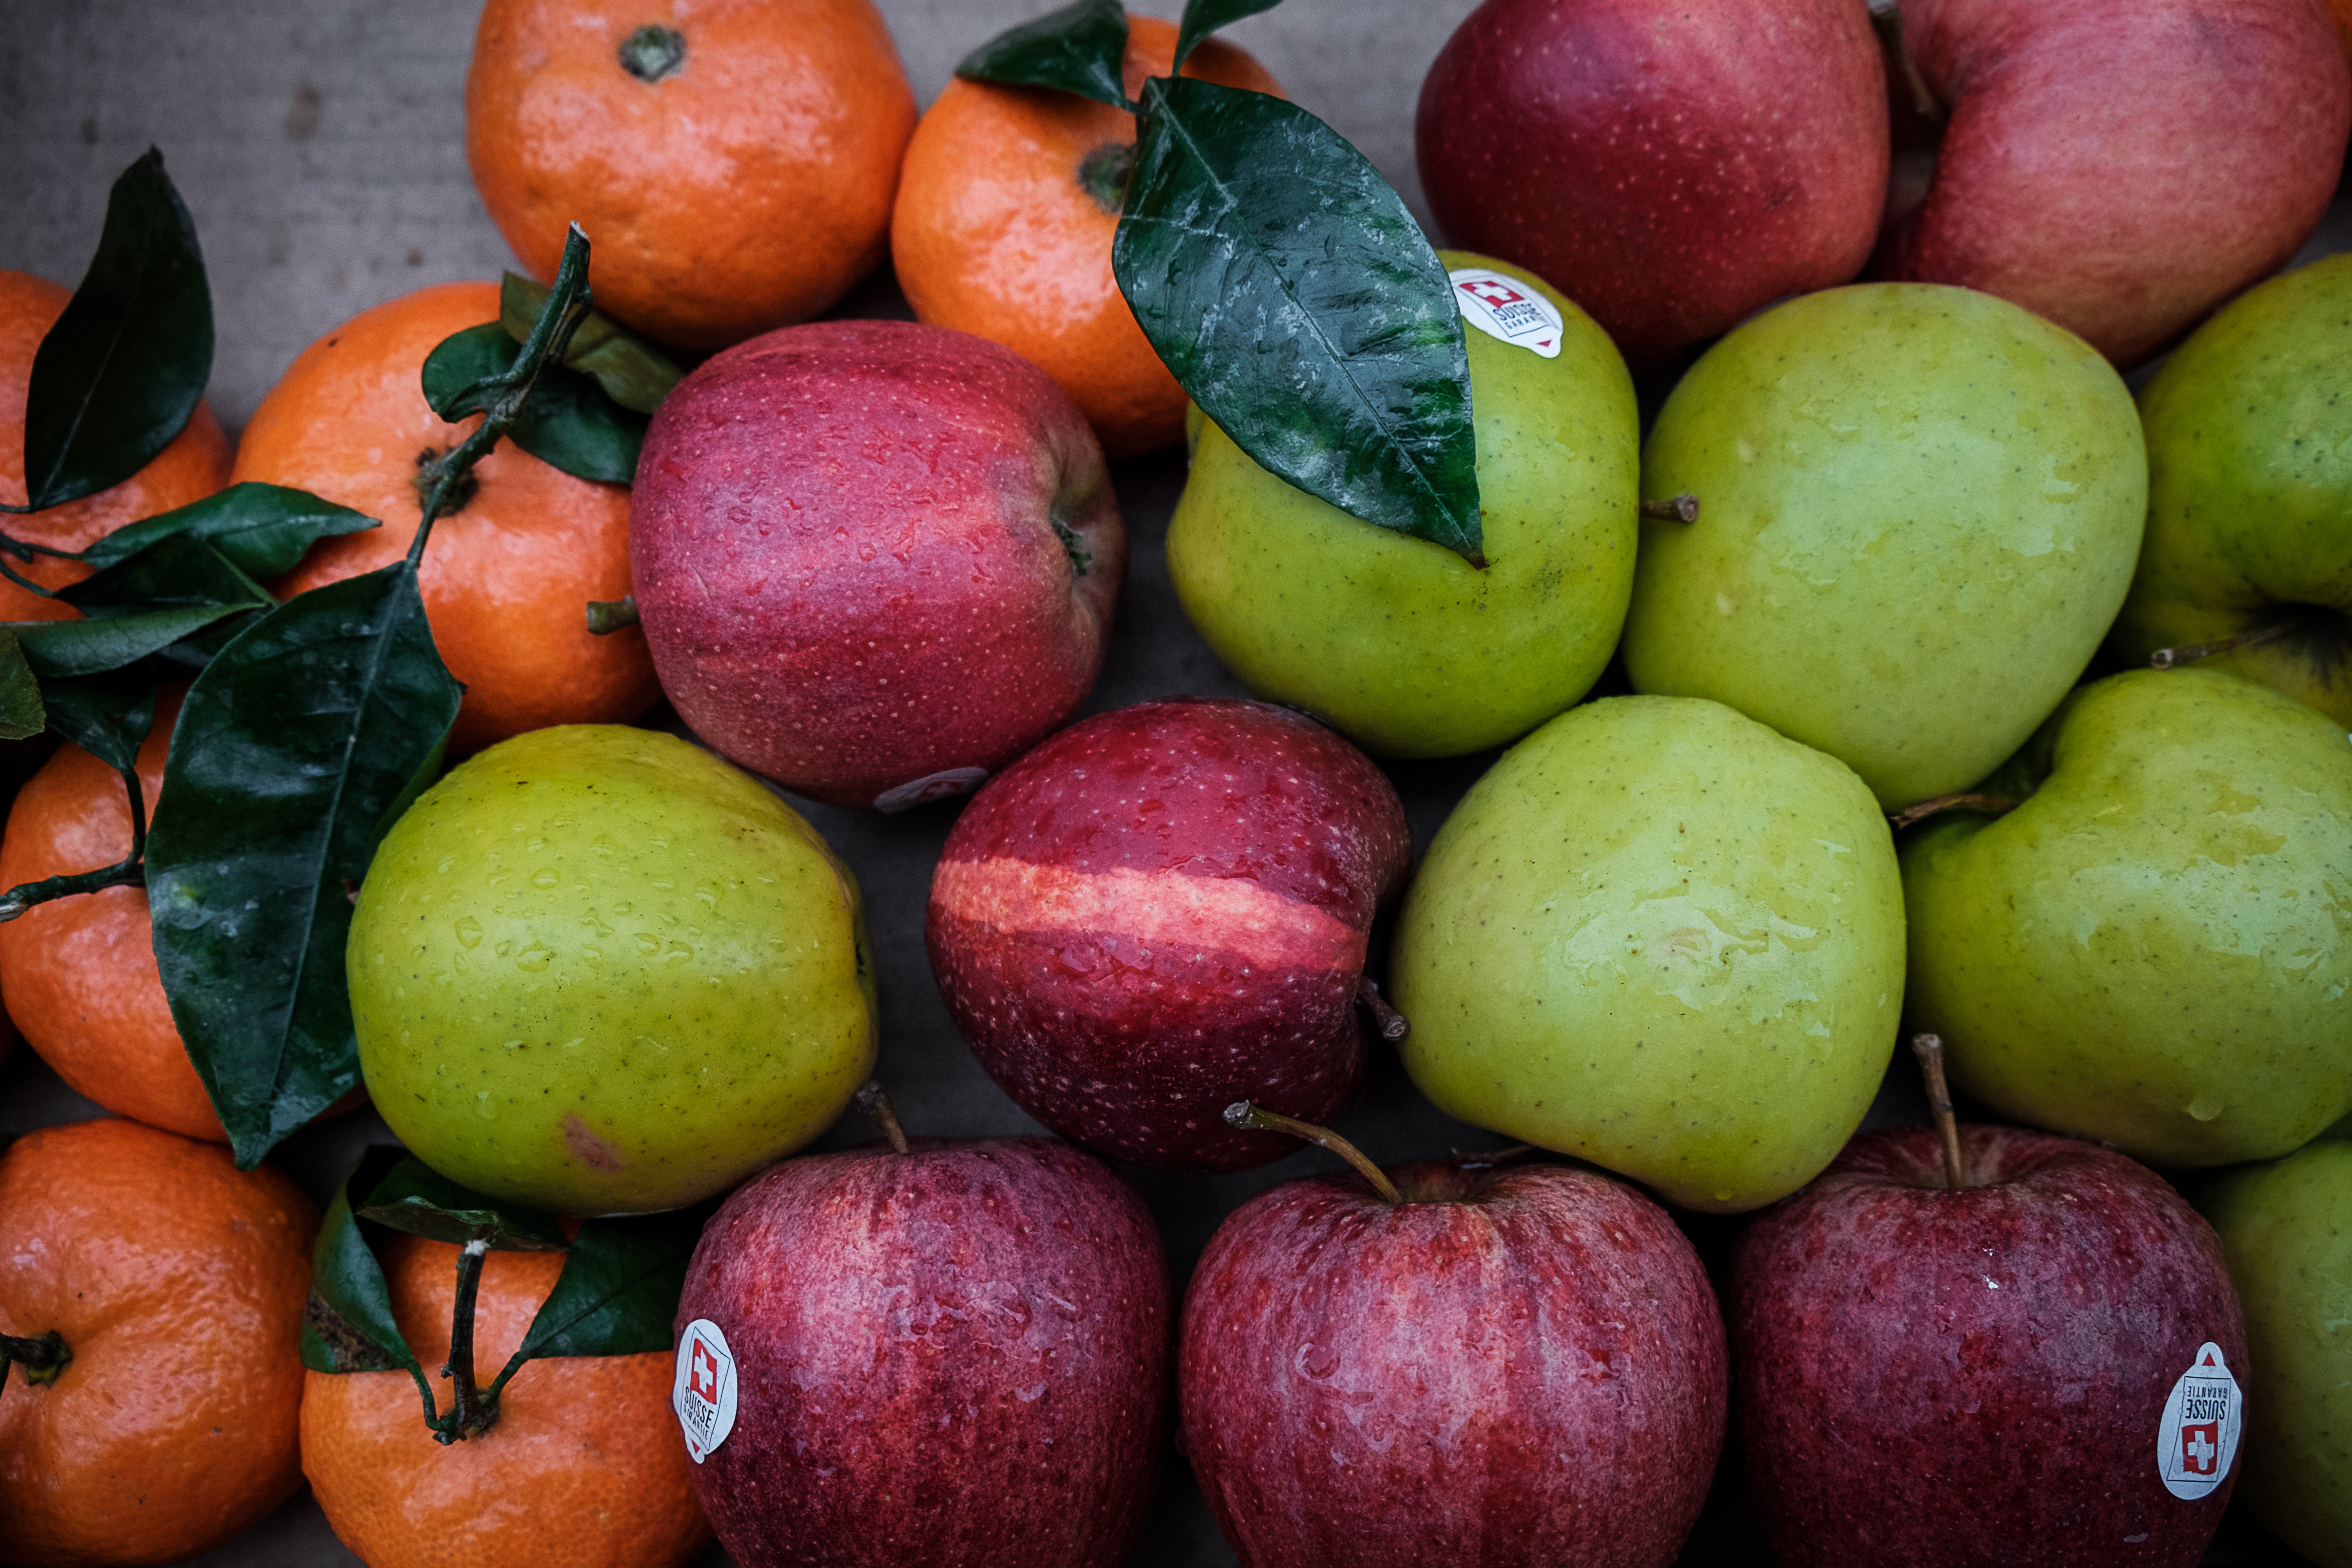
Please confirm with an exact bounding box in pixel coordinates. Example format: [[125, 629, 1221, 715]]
[[145, 562, 462, 1167], [79, 482, 379, 577], [358, 1156, 567, 1252], [1172, 0, 1285, 73], [955, 0, 1134, 110], [60, 532, 272, 619], [486, 1210, 707, 1395], [40, 667, 155, 771], [9, 604, 255, 679], [423, 324, 644, 485], [16, 149, 212, 514], [1113, 76, 1483, 562], [0, 633, 42, 741], [499, 273, 681, 416], [300, 1145, 428, 1380]]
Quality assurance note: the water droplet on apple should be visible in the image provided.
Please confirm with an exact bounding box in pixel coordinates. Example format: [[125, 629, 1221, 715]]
[[2187, 1095, 2226, 1122], [515, 943, 553, 973], [453, 916, 482, 949], [474, 1092, 497, 1120], [592, 835, 619, 858]]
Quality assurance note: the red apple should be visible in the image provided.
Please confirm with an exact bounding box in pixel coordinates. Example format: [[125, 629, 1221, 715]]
[[1733, 1122, 2249, 1567], [1877, 0, 2352, 365], [1415, 0, 1889, 371], [1180, 1146, 1729, 1567], [925, 698, 1412, 1172], [629, 319, 1125, 810], [671, 1133, 1169, 1568]]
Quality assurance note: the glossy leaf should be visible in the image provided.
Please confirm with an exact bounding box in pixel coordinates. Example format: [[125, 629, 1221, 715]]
[[61, 531, 272, 619], [955, 0, 1133, 109], [40, 667, 156, 771], [1113, 76, 1483, 562], [358, 1156, 567, 1252], [80, 482, 379, 577], [1172, 0, 1285, 72], [16, 149, 213, 513], [0, 633, 42, 741], [487, 1210, 707, 1394], [145, 563, 463, 1166], [9, 603, 254, 679], [300, 1146, 426, 1379], [499, 274, 681, 416], [423, 324, 644, 486]]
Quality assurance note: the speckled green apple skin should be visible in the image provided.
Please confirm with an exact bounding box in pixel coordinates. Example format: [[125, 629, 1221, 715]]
[[349, 726, 877, 1214], [1904, 669, 2352, 1167], [1392, 695, 1904, 1213], [1167, 250, 1637, 758], [1624, 283, 2145, 809], [2198, 1142, 2352, 1568], [2114, 254, 2352, 730]]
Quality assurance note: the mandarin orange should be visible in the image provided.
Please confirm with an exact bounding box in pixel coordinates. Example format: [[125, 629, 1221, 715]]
[[232, 281, 660, 755], [891, 15, 1284, 459], [466, 0, 917, 351], [0, 269, 232, 622], [301, 1230, 711, 1568], [0, 1118, 316, 1567]]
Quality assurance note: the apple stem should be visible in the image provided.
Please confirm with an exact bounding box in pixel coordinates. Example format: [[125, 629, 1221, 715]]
[[2149, 621, 2294, 669], [1356, 978, 1410, 1043], [1867, 0, 1946, 123], [1887, 792, 2017, 832], [1910, 1034, 1969, 1192], [585, 595, 639, 635], [855, 1080, 911, 1156], [436, 1239, 499, 1444], [1224, 1101, 1403, 1204], [0, 1329, 71, 1392], [1638, 494, 1699, 523], [1450, 1143, 1533, 1171]]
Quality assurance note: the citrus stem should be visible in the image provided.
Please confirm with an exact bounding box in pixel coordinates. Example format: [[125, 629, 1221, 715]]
[[855, 1080, 911, 1156], [1224, 1101, 1403, 1204], [1639, 494, 1699, 523], [585, 595, 639, 635], [1911, 1033, 1968, 1191], [436, 1240, 498, 1443], [619, 24, 686, 83], [1, 1330, 71, 1389], [1887, 792, 2017, 832], [1355, 977, 1409, 1043], [1077, 141, 1138, 216]]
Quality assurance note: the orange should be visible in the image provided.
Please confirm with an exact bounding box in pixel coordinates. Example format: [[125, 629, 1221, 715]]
[[0, 687, 223, 1142], [232, 281, 660, 756], [891, 15, 1284, 459], [466, 0, 918, 351], [0, 1118, 317, 1567], [301, 1230, 712, 1568], [0, 269, 233, 622]]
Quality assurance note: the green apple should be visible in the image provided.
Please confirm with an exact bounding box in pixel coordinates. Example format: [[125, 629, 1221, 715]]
[[2112, 253, 2352, 730], [1166, 250, 1637, 758], [1391, 695, 1904, 1212], [2198, 1141, 2352, 1568], [1904, 668, 2352, 1167], [349, 725, 877, 1214], [1623, 283, 2146, 809]]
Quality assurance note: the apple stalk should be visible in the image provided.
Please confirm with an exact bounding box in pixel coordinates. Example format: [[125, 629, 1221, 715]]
[[1223, 1101, 1403, 1203], [2149, 620, 2294, 670], [1356, 978, 1409, 1043], [855, 1080, 912, 1156], [1888, 791, 2017, 831], [1910, 1033, 1969, 1191], [1638, 494, 1699, 523]]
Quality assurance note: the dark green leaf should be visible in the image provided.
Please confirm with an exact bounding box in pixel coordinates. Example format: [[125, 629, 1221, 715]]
[[80, 483, 379, 578], [9, 604, 254, 679], [145, 563, 463, 1167], [157, 611, 262, 670], [955, 0, 1133, 109], [300, 1145, 427, 1379], [60, 532, 272, 619], [487, 1210, 706, 1394], [0, 633, 42, 741], [40, 667, 156, 771], [1113, 77, 1483, 562], [423, 325, 644, 486], [1172, 0, 1285, 72], [499, 274, 682, 416], [16, 149, 213, 513], [357, 1156, 567, 1252]]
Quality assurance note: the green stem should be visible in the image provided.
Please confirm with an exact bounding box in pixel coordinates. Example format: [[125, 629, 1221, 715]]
[[1224, 1101, 1403, 1204], [0, 765, 147, 922], [435, 1239, 499, 1443], [584, 595, 639, 635]]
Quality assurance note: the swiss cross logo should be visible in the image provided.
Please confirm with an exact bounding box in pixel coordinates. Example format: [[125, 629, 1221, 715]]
[[2155, 1341, 2241, 1500], [1458, 278, 1527, 310], [1446, 267, 1566, 359], [672, 1318, 739, 1464]]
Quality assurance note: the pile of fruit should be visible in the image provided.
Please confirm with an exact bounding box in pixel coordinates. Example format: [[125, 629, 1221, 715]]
[[0, 0, 2347, 1565]]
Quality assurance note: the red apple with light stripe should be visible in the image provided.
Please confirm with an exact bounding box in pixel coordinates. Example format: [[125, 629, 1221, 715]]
[[926, 698, 1412, 1171]]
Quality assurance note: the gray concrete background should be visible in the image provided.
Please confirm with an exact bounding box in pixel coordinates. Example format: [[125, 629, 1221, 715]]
[[0, 1, 2342, 1564]]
